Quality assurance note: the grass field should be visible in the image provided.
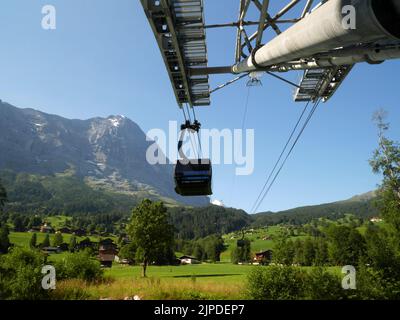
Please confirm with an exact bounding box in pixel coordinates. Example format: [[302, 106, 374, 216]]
[[7, 227, 345, 300], [54, 263, 342, 300]]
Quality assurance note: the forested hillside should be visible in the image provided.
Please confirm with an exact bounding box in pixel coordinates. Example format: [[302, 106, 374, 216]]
[[0, 167, 378, 239], [252, 193, 378, 226]]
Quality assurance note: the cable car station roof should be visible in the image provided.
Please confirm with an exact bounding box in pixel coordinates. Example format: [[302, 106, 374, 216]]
[[140, 0, 210, 107], [141, 0, 400, 106]]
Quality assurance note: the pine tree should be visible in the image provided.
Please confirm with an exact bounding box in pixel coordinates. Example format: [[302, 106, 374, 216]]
[[69, 235, 77, 252], [0, 225, 10, 254], [53, 232, 63, 247], [0, 180, 7, 213], [30, 233, 37, 249], [41, 234, 50, 248]]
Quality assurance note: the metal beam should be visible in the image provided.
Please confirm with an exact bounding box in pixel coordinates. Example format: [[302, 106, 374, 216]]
[[233, 0, 400, 73], [189, 66, 233, 76], [240, 0, 301, 51], [301, 0, 314, 18], [255, 0, 270, 46]]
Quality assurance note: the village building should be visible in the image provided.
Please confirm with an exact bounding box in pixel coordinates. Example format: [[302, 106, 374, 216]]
[[57, 227, 72, 234], [72, 228, 86, 237], [42, 247, 62, 254], [179, 255, 200, 265], [40, 224, 54, 234], [98, 239, 118, 268], [253, 250, 273, 265]]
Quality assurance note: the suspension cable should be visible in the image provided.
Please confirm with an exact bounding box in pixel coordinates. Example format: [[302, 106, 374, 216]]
[[250, 100, 311, 213], [191, 107, 203, 158], [185, 104, 199, 159], [251, 98, 322, 213], [229, 86, 252, 205], [181, 106, 188, 122], [241, 86, 252, 131]]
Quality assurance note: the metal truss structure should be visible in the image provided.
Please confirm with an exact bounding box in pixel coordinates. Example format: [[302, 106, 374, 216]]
[[141, 0, 400, 107]]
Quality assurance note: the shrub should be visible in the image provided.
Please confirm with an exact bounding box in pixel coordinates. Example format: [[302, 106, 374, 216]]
[[247, 266, 307, 300], [352, 265, 400, 300], [0, 247, 49, 300], [247, 266, 346, 300], [304, 267, 344, 300], [55, 250, 104, 282]]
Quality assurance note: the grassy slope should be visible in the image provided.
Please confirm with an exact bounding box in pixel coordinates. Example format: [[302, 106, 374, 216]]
[[9, 231, 115, 248], [221, 225, 308, 262]]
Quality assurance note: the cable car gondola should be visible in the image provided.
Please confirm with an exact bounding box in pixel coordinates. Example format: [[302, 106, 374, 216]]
[[174, 121, 212, 196], [175, 159, 212, 196]]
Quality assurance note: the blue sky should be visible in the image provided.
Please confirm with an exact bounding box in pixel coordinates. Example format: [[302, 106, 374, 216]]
[[0, 0, 399, 213]]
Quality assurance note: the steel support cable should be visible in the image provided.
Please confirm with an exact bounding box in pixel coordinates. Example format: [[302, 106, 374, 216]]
[[210, 73, 249, 94], [241, 86, 252, 130], [229, 86, 253, 205], [186, 104, 200, 159], [182, 106, 188, 122], [181, 104, 199, 160], [191, 107, 203, 158], [187, 105, 199, 160], [249, 100, 311, 213], [251, 98, 322, 213]]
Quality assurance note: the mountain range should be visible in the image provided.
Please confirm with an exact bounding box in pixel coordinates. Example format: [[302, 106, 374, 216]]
[[0, 100, 379, 230], [0, 100, 209, 208]]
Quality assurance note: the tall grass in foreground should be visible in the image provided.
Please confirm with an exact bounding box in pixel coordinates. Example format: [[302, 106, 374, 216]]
[[54, 276, 245, 300]]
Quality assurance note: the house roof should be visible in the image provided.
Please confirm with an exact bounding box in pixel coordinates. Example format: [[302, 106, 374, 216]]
[[179, 255, 197, 260], [255, 250, 273, 255]]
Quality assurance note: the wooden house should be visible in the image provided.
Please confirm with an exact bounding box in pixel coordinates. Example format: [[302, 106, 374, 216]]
[[253, 250, 273, 265], [98, 239, 118, 268], [179, 255, 200, 265]]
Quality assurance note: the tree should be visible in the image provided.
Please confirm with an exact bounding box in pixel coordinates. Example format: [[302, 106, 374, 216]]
[[192, 243, 204, 261], [127, 199, 175, 277], [273, 236, 294, 265], [27, 216, 42, 229], [29, 233, 37, 249], [53, 232, 63, 247], [364, 226, 400, 279], [202, 235, 225, 262], [41, 234, 50, 248], [69, 235, 77, 252], [0, 180, 7, 213], [231, 238, 251, 264], [370, 110, 400, 232], [326, 225, 365, 266], [314, 238, 329, 266], [118, 242, 137, 263], [0, 225, 11, 254], [13, 216, 26, 232]]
